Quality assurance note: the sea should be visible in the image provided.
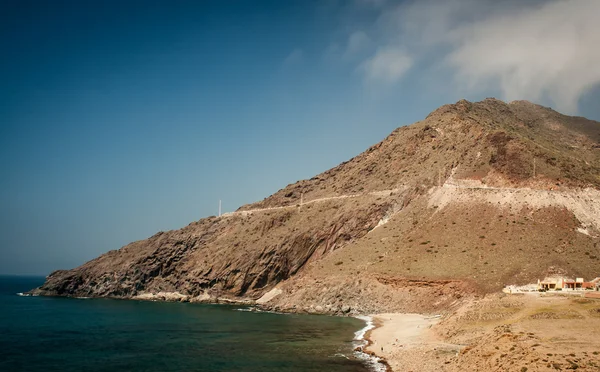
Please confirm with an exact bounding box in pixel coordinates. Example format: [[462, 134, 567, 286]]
[[0, 276, 378, 372]]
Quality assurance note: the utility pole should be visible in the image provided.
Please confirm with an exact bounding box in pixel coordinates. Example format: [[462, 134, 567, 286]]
[[300, 192, 304, 207], [533, 158, 536, 179], [219, 200, 222, 217]]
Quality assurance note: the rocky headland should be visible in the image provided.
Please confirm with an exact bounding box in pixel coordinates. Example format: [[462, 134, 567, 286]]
[[30, 98, 600, 371]]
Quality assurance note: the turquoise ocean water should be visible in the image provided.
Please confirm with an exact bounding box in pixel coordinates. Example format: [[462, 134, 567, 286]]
[[0, 276, 370, 372]]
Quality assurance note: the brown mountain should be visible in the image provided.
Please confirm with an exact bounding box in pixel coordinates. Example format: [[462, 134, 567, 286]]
[[31, 98, 600, 315]]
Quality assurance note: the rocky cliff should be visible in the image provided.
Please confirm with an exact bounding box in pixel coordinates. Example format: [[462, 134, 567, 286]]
[[32, 98, 600, 314]]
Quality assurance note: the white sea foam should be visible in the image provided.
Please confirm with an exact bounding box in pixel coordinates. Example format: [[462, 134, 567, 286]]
[[352, 315, 387, 372], [353, 315, 375, 341], [16, 292, 30, 297], [354, 351, 387, 372]]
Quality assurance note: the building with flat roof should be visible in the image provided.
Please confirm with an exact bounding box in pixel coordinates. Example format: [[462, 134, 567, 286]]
[[537, 276, 598, 291]]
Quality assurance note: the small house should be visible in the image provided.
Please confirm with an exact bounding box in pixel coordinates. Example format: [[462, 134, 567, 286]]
[[538, 277, 565, 290]]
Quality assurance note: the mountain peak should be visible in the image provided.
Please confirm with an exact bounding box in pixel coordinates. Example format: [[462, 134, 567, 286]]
[[31, 100, 600, 318]]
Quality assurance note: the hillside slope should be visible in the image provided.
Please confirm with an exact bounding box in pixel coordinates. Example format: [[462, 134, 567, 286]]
[[32, 98, 600, 314]]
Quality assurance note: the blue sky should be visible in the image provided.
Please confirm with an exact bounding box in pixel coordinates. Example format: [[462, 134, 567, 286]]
[[1, 0, 599, 275]]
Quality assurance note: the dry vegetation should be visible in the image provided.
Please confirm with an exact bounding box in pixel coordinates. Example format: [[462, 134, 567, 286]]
[[361, 295, 600, 372], [436, 294, 600, 371]]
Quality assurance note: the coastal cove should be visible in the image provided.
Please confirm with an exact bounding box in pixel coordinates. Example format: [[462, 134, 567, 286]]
[[1, 276, 373, 372]]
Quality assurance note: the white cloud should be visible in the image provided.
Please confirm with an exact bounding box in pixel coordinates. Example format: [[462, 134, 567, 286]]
[[354, 0, 600, 113], [361, 47, 412, 83], [343, 30, 372, 60], [444, 0, 600, 113], [283, 48, 304, 66]]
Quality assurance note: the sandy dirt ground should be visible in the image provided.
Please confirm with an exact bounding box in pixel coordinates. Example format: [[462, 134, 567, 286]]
[[366, 313, 463, 372], [368, 293, 600, 371]]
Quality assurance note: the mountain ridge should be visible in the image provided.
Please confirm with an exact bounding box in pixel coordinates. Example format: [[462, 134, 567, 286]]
[[31, 98, 600, 315]]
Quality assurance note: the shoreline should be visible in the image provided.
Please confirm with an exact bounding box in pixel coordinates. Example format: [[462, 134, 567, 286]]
[[21, 292, 390, 371], [364, 313, 457, 372], [23, 292, 456, 372], [353, 315, 391, 372]]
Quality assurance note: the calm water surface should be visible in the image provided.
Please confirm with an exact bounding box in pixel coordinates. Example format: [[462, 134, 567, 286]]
[[0, 276, 369, 372]]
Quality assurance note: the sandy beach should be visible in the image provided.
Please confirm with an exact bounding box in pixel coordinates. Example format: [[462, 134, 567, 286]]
[[366, 295, 600, 372], [366, 313, 462, 372]]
